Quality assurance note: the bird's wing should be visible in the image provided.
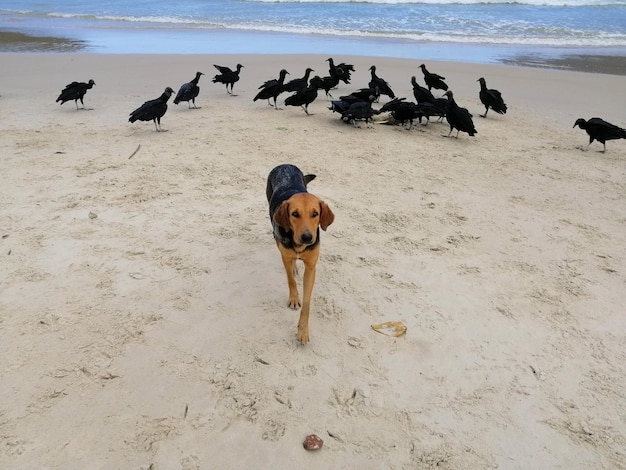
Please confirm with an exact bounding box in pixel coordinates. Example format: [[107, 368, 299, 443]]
[[213, 65, 232, 74], [589, 118, 620, 130], [130, 98, 158, 116], [175, 83, 193, 100], [63, 81, 81, 90], [488, 89, 503, 100]]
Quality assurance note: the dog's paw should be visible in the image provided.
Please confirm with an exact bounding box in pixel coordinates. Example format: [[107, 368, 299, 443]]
[[288, 295, 302, 309], [297, 327, 310, 344]]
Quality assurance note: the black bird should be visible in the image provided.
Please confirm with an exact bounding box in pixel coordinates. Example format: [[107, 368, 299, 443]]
[[443, 90, 477, 138], [319, 75, 340, 98], [346, 87, 380, 102], [368, 66, 395, 101], [329, 92, 367, 114], [285, 76, 324, 115], [129, 87, 175, 132], [283, 67, 315, 93], [327, 58, 353, 84], [477, 77, 507, 118], [341, 95, 376, 128], [174, 71, 204, 109], [573, 118, 626, 153], [411, 76, 435, 104], [419, 64, 449, 92], [253, 69, 289, 109], [212, 63, 244, 95], [379, 98, 425, 130], [56, 79, 96, 109], [411, 76, 448, 123]]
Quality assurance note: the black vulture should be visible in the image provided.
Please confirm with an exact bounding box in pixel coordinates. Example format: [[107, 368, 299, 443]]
[[379, 98, 425, 130], [329, 93, 367, 114], [419, 64, 449, 92], [56, 79, 96, 109], [327, 58, 353, 84], [253, 69, 289, 109], [573, 118, 626, 153], [212, 63, 244, 95], [284, 76, 324, 115], [174, 71, 204, 109], [346, 87, 380, 103], [477, 77, 507, 118], [319, 75, 340, 98], [341, 95, 376, 128], [410, 76, 448, 123], [129, 87, 175, 132], [443, 90, 477, 138], [283, 68, 315, 93], [368, 66, 395, 101], [411, 76, 435, 104]]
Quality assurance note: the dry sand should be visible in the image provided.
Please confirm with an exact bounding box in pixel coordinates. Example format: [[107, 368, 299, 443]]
[[1, 53, 625, 469]]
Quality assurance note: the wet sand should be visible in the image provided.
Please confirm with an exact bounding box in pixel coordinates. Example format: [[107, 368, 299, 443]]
[[2, 29, 626, 75]]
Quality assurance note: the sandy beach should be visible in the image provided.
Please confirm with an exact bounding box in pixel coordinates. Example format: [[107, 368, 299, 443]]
[[1, 53, 625, 469]]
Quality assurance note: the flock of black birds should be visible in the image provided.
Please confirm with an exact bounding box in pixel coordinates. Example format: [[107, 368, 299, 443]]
[[54, 58, 626, 152]]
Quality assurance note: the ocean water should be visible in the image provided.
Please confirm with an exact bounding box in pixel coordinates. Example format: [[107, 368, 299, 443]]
[[1, 0, 625, 62]]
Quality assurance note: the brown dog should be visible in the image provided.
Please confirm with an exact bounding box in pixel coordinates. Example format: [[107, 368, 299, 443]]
[[266, 164, 335, 344]]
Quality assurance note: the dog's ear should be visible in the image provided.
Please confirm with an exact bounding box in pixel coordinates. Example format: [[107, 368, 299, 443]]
[[273, 201, 291, 229], [319, 200, 335, 231], [303, 174, 316, 187]]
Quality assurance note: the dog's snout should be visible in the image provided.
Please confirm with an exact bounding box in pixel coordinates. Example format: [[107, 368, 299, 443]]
[[300, 232, 313, 244]]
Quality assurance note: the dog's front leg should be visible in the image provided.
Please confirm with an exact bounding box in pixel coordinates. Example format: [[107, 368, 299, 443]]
[[297, 255, 318, 344], [280, 253, 301, 309]]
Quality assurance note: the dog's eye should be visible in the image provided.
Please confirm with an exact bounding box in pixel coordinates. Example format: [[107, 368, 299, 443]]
[[311, 211, 319, 217], [291, 211, 300, 218]]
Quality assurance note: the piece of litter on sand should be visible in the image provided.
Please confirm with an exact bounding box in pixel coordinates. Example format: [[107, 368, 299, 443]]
[[371, 321, 407, 337]]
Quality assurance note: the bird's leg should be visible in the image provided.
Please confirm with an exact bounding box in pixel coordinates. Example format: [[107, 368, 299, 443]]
[[480, 107, 488, 118], [74, 100, 79, 110], [154, 119, 160, 132]]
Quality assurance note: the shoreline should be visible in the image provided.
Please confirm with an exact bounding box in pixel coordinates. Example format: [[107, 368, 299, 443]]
[[1, 28, 626, 75]]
